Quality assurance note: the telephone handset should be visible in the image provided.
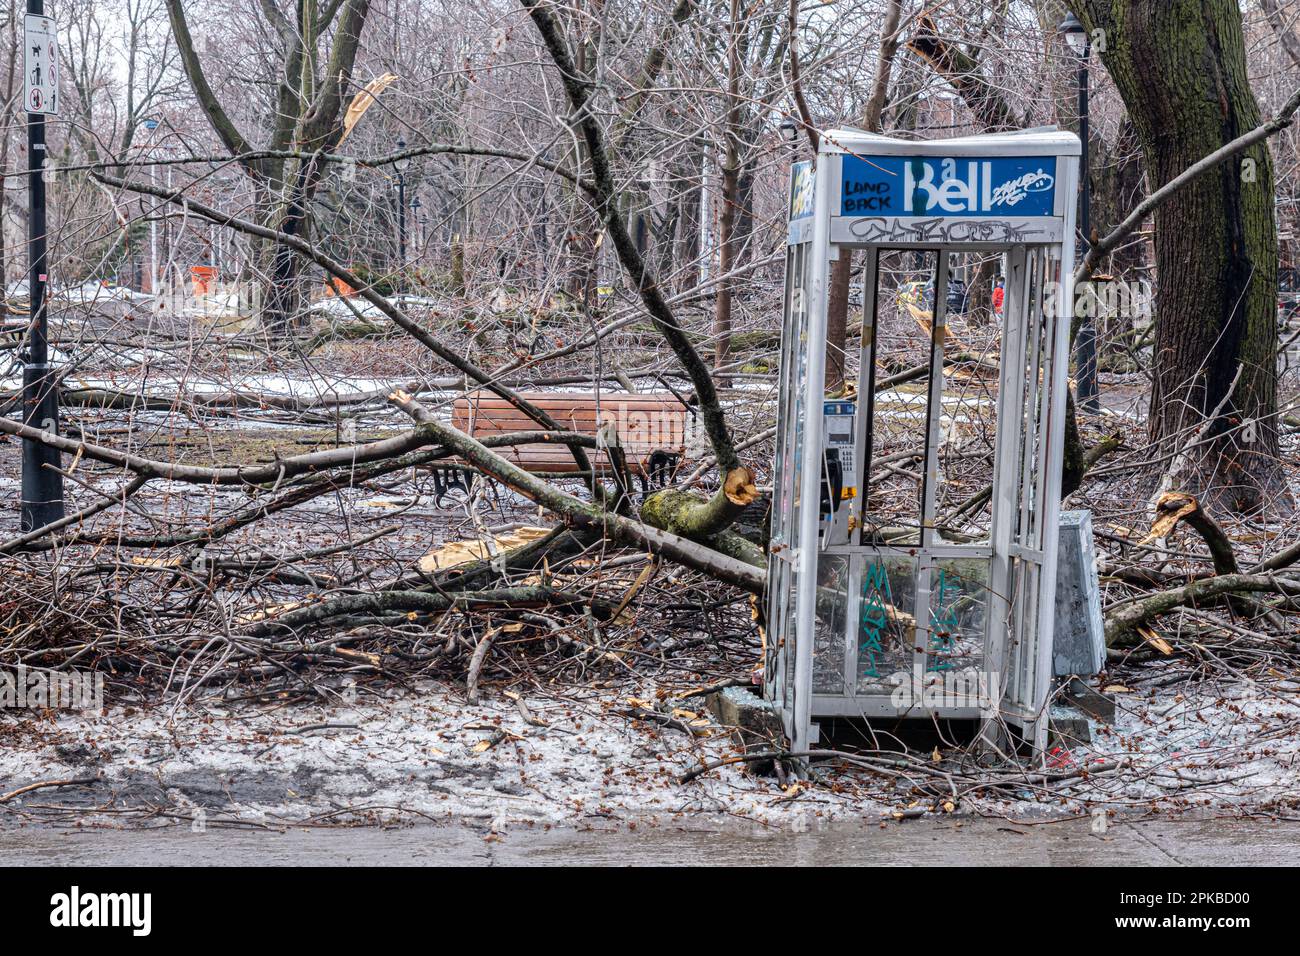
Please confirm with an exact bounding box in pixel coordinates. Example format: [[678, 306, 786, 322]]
[[820, 400, 857, 545], [819, 454, 843, 517]]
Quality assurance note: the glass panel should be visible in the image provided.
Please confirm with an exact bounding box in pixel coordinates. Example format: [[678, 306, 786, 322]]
[[825, 249, 865, 391], [856, 554, 918, 693], [786, 245, 812, 556], [861, 251, 936, 546], [812, 556, 849, 694], [1014, 251, 1045, 549], [1004, 555, 1041, 711], [1029, 254, 1062, 551], [783, 560, 799, 711], [924, 557, 989, 675], [772, 244, 806, 548], [934, 259, 999, 541]]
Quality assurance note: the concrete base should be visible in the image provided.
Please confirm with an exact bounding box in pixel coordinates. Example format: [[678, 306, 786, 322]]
[[1048, 705, 1093, 747], [705, 687, 784, 772], [1063, 677, 1116, 723]]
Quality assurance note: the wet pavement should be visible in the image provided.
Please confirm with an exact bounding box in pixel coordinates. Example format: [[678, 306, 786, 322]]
[[2, 815, 1297, 865]]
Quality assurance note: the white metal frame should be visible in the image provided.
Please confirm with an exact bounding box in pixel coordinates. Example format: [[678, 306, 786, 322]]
[[768, 128, 1081, 759]]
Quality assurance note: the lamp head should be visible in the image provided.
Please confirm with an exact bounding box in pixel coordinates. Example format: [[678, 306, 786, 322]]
[[1059, 12, 1087, 57]]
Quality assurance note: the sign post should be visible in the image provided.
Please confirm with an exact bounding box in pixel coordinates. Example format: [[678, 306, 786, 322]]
[[21, 2, 63, 530]]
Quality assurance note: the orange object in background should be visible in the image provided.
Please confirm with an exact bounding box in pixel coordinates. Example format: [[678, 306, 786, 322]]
[[324, 277, 357, 297], [191, 265, 217, 295]]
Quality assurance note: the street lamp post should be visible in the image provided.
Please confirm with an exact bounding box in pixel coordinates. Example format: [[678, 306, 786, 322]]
[[409, 195, 422, 257], [394, 137, 410, 270], [141, 117, 161, 293], [1061, 12, 1099, 413]]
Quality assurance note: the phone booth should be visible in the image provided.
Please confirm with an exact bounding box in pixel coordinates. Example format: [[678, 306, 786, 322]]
[[766, 128, 1081, 758]]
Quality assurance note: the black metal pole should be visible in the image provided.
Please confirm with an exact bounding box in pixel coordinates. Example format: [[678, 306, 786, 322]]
[[397, 174, 406, 267], [21, 0, 64, 531], [1075, 41, 1100, 413]]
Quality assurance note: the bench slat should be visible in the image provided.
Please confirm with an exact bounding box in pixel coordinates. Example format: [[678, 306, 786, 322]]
[[451, 391, 691, 475]]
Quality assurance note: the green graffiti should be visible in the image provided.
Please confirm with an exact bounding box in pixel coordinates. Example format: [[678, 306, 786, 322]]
[[927, 568, 958, 672], [859, 562, 891, 678]]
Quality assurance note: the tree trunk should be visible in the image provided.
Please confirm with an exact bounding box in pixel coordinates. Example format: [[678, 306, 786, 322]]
[[679, 138, 705, 295], [824, 0, 903, 391], [1075, 0, 1287, 514], [966, 255, 997, 325], [713, 0, 742, 371], [825, 261, 851, 389], [1089, 120, 1147, 277]]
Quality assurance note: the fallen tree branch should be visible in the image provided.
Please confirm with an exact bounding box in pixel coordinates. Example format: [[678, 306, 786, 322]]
[[0, 776, 101, 803], [246, 586, 592, 638], [387, 389, 767, 592], [1104, 572, 1300, 646], [0, 473, 149, 553], [1141, 492, 1238, 576], [466, 627, 499, 704]]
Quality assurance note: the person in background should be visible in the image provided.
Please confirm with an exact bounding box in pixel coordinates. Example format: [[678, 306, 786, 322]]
[[992, 278, 1005, 316]]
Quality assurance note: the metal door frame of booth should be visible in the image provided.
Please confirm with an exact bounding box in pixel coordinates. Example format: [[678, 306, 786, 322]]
[[767, 131, 1080, 759], [817, 243, 1069, 716]]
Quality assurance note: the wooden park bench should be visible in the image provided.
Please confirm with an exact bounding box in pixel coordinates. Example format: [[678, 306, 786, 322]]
[[435, 390, 694, 503]]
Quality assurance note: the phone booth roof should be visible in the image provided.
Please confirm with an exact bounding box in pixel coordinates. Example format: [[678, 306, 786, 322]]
[[789, 127, 1082, 249]]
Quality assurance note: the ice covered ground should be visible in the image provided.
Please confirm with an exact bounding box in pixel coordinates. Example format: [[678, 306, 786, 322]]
[[0, 352, 426, 406], [3, 672, 1299, 829], [1, 683, 824, 829]]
